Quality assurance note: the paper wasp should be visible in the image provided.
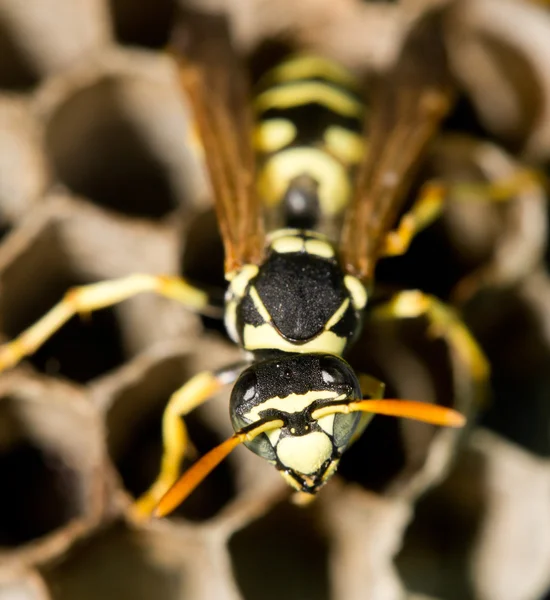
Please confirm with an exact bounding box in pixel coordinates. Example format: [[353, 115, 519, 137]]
[[0, 8, 504, 518]]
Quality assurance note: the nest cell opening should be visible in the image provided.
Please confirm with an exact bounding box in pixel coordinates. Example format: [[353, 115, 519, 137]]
[[180, 209, 225, 292], [0, 223, 127, 383], [229, 501, 331, 600], [106, 356, 237, 522], [109, 0, 176, 49], [179, 208, 227, 334], [395, 447, 488, 600], [40, 522, 183, 600], [45, 77, 179, 220], [375, 216, 461, 301], [465, 288, 550, 456], [0, 17, 40, 90], [0, 395, 85, 548], [0, 221, 12, 244]]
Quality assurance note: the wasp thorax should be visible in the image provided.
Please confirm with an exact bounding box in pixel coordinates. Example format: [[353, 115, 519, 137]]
[[230, 354, 362, 493], [224, 230, 368, 358]]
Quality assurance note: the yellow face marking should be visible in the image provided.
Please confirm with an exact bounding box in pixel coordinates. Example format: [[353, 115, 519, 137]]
[[257, 148, 350, 216], [344, 275, 368, 310], [254, 119, 297, 153], [244, 390, 341, 422], [304, 239, 334, 259], [324, 126, 365, 165], [248, 286, 272, 323], [267, 428, 282, 447], [317, 414, 335, 435], [243, 323, 347, 355], [324, 298, 350, 331], [229, 265, 259, 298], [277, 431, 333, 474], [271, 236, 304, 254], [255, 82, 362, 118], [260, 54, 358, 88]]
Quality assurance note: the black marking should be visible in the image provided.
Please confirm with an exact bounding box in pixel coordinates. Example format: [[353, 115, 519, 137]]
[[282, 458, 335, 493], [260, 102, 362, 149], [329, 302, 361, 343], [252, 251, 351, 341], [282, 175, 321, 229], [237, 293, 265, 329]]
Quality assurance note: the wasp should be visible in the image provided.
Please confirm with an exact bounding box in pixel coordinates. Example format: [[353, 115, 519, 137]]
[[0, 9, 492, 518]]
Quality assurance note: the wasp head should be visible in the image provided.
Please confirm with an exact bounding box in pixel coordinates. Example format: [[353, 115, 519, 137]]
[[230, 353, 362, 494]]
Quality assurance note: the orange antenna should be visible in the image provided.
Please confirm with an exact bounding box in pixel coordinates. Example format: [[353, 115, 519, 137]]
[[311, 399, 466, 427], [154, 418, 284, 518]]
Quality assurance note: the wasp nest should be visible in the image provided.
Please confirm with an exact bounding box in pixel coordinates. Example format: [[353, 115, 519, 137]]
[[0, 1, 549, 599]]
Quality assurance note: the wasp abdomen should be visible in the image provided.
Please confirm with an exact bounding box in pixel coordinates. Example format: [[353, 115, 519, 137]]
[[253, 55, 366, 232]]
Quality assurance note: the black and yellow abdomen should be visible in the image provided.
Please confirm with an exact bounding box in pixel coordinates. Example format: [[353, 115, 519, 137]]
[[253, 55, 366, 233]]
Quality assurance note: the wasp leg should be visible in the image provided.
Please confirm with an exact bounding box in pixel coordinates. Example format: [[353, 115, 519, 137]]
[[154, 416, 285, 518], [382, 169, 544, 258], [132, 363, 246, 520], [0, 274, 224, 373], [447, 168, 544, 203], [358, 373, 386, 399], [371, 290, 489, 384], [382, 180, 445, 257]]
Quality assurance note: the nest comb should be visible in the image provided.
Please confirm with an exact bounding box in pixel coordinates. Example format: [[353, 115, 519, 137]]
[[0, 1, 549, 599]]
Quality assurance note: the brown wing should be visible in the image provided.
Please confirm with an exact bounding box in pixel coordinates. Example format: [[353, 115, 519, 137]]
[[170, 8, 264, 276], [340, 11, 454, 284]]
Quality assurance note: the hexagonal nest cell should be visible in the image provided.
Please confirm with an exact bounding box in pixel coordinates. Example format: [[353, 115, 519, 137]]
[[0, 2, 550, 600]]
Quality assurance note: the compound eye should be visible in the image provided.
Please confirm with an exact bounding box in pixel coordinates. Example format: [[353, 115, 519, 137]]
[[233, 369, 258, 405], [319, 356, 350, 388], [318, 356, 361, 400]]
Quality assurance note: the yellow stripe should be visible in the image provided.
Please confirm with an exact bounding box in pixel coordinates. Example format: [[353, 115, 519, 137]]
[[271, 236, 305, 254], [324, 299, 350, 331], [244, 390, 342, 421], [259, 54, 358, 89], [324, 125, 365, 165], [267, 228, 301, 241], [304, 239, 335, 259], [228, 265, 259, 297], [249, 286, 272, 323], [257, 147, 351, 216], [254, 81, 362, 118], [244, 323, 347, 355], [254, 119, 297, 153], [344, 275, 368, 310]]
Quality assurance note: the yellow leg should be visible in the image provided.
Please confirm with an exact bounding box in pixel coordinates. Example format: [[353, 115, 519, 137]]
[[382, 180, 445, 257], [358, 373, 386, 399], [447, 168, 544, 202], [0, 273, 221, 373], [382, 168, 544, 258], [132, 365, 244, 520], [371, 290, 489, 384]]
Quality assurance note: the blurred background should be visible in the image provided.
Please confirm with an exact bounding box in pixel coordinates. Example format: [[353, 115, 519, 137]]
[[0, 1, 549, 599]]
